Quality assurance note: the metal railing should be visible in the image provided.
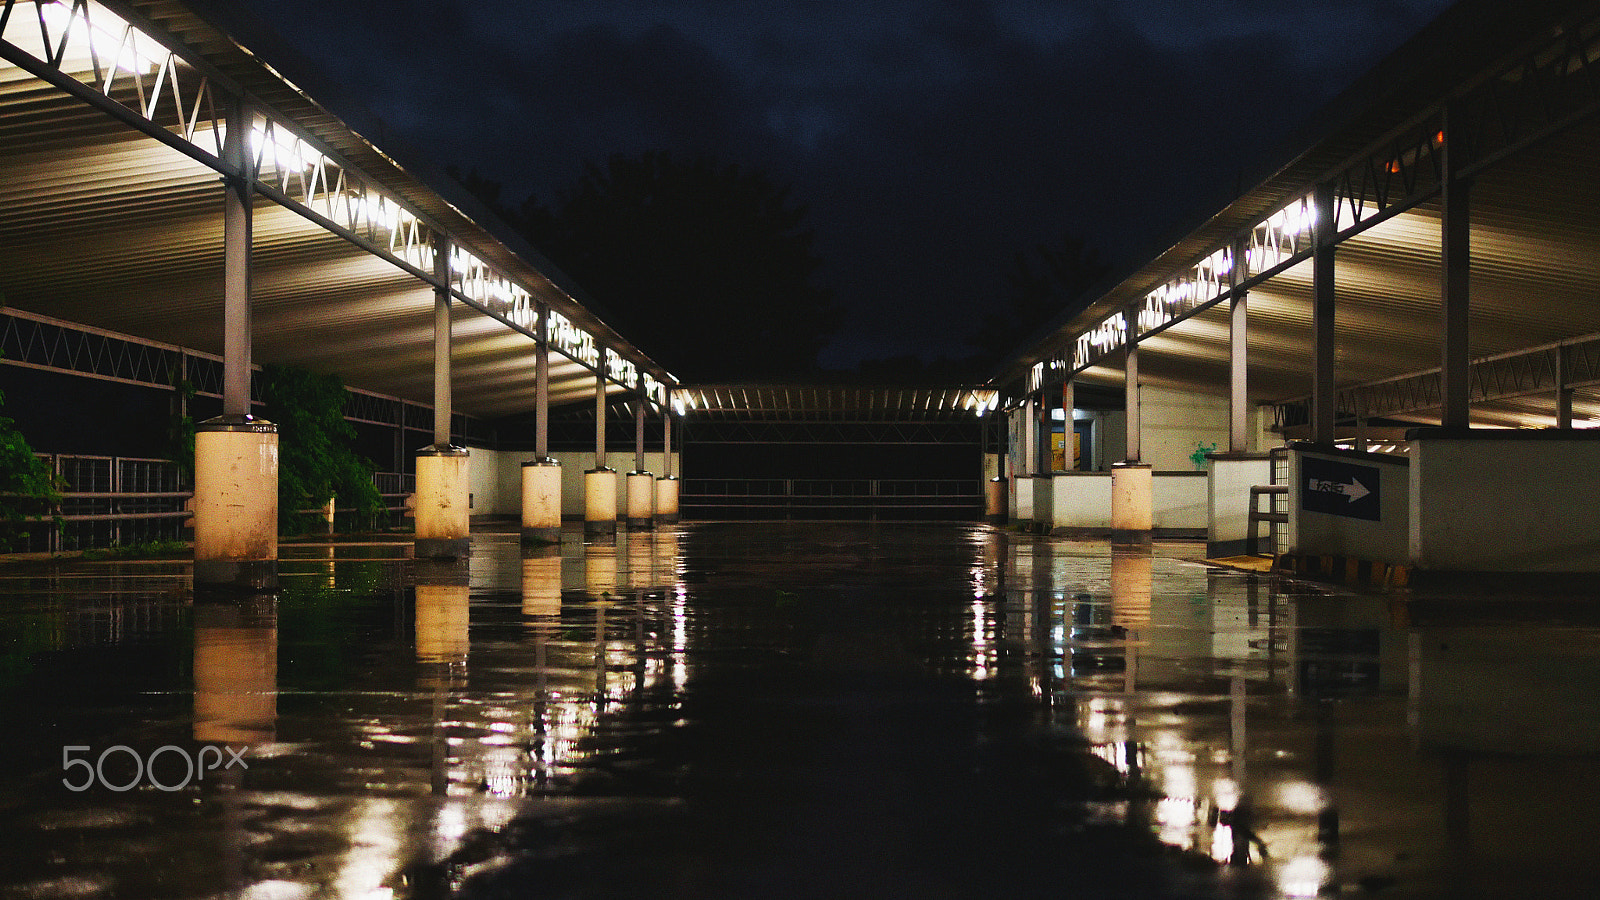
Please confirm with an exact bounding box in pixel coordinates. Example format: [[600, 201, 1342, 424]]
[[679, 478, 983, 521], [4, 458, 419, 554]]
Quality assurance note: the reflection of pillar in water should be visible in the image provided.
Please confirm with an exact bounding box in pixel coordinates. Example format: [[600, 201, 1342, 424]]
[[193, 596, 278, 745], [627, 529, 654, 589], [652, 529, 681, 586], [1314, 700, 1341, 849], [522, 551, 562, 619], [1231, 675, 1247, 786], [594, 601, 609, 695], [1110, 550, 1153, 632], [415, 571, 471, 664], [1111, 550, 1151, 693], [585, 541, 619, 600]]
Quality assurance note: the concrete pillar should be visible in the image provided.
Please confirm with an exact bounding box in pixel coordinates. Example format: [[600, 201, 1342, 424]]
[[585, 467, 618, 536], [588, 350, 616, 536], [195, 98, 279, 592], [521, 457, 561, 543], [985, 477, 1006, 524], [656, 475, 680, 524], [523, 300, 560, 544], [415, 238, 470, 560], [1124, 317, 1141, 463], [194, 419, 279, 591], [415, 446, 470, 559], [1111, 461, 1152, 547], [627, 470, 655, 530]]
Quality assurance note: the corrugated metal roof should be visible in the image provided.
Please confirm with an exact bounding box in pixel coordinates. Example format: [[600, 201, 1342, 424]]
[[0, 0, 669, 421]]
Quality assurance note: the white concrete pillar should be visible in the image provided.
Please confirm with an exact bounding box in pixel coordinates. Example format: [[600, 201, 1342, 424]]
[[627, 470, 655, 529], [1030, 474, 1054, 534], [521, 457, 561, 543], [415, 446, 471, 559], [194, 420, 279, 591], [656, 475, 680, 524], [585, 466, 618, 535], [1111, 461, 1153, 546]]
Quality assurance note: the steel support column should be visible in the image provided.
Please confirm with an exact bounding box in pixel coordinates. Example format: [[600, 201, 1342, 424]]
[[222, 99, 253, 418], [432, 240, 452, 446], [535, 301, 550, 459], [1125, 306, 1141, 463], [416, 237, 469, 559], [1441, 108, 1472, 431], [1312, 181, 1337, 445], [1557, 344, 1575, 428], [1229, 238, 1250, 453]]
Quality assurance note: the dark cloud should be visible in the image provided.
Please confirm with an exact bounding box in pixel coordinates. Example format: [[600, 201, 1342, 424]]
[[240, 0, 1456, 368]]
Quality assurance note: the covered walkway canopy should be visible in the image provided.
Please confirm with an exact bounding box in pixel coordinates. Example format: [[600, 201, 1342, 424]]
[[0, 0, 674, 419], [996, 0, 1600, 438]]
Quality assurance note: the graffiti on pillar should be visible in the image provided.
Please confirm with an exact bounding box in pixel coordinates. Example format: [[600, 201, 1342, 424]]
[[1300, 456, 1380, 521]]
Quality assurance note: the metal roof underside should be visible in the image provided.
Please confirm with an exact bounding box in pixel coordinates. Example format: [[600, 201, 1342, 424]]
[[0, 0, 670, 419], [673, 385, 1000, 423], [1001, 0, 1600, 433]]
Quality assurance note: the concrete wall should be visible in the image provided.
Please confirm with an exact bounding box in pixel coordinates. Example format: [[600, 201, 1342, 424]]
[[1052, 472, 1111, 531], [1151, 472, 1208, 532], [1410, 432, 1600, 572], [1207, 454, 1275, 557], [1140, 386, 1231, 472], [1287, 444, 1410, 565]]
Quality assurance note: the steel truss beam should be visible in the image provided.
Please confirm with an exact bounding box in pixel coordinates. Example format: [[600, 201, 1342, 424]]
[[1271, 331, 1600, 428], [0, 306, 467, 433]]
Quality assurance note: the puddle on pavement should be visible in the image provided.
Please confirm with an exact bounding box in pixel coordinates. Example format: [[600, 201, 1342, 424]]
[[1, 523, 1598, 898]]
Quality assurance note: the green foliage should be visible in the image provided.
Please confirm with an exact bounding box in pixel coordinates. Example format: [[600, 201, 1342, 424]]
[[166, 368, 197, 482], [260, 365, 383, 534], [0, 354, 62, 552], [1190, 442, 1218, 470], [78, 539, 190, 561]]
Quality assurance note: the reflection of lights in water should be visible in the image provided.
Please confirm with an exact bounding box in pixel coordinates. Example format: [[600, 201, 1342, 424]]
[[1278, 855, 1330, 898], [1213, 777, 1239, 812], [1210, 823, 1233, 863], [673, 587, 689, 688], [971, 599, 991, 680], [1156, 765, 1198, 846], [336, 799, 402, 899], [1276, 781, 1325, 815], [969, 565, 987, 596]]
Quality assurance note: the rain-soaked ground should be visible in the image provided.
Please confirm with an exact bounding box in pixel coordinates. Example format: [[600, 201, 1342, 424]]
[[2, 522, 1599, 899]]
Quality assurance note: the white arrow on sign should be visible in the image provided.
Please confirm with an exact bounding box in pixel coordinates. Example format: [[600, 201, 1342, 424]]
[[1307, 476, 1370, 502]]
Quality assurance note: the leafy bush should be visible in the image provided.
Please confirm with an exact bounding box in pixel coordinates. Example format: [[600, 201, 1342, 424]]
[[260, 365, 383, 534], [0, 357, 61, 551]]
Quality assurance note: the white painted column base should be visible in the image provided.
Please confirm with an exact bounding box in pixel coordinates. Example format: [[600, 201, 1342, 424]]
[[415, 445, 471, 559], [521, 457, 562, 544], [1111, 462, 1153, 547], [985, 477, 1007, 524], [656, 475, 680, 524], [193, 417, 279, 591], [626, 471, 655, 529], [585, 467, 618, 536]]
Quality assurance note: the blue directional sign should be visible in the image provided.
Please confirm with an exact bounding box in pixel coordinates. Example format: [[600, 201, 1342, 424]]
[[1300, 456, 1381, 521]]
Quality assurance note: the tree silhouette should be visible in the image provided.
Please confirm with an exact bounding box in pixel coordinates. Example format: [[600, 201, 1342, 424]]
[[482, 152, 840, 382], [972, 232, 1111, 367]]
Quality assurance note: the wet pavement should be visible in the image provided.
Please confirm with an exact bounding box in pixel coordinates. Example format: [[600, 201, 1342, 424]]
[[1, 522, 1599, 898]]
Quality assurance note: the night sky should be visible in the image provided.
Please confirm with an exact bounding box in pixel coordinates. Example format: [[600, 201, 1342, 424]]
[[234, 0, 1456, 370]]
